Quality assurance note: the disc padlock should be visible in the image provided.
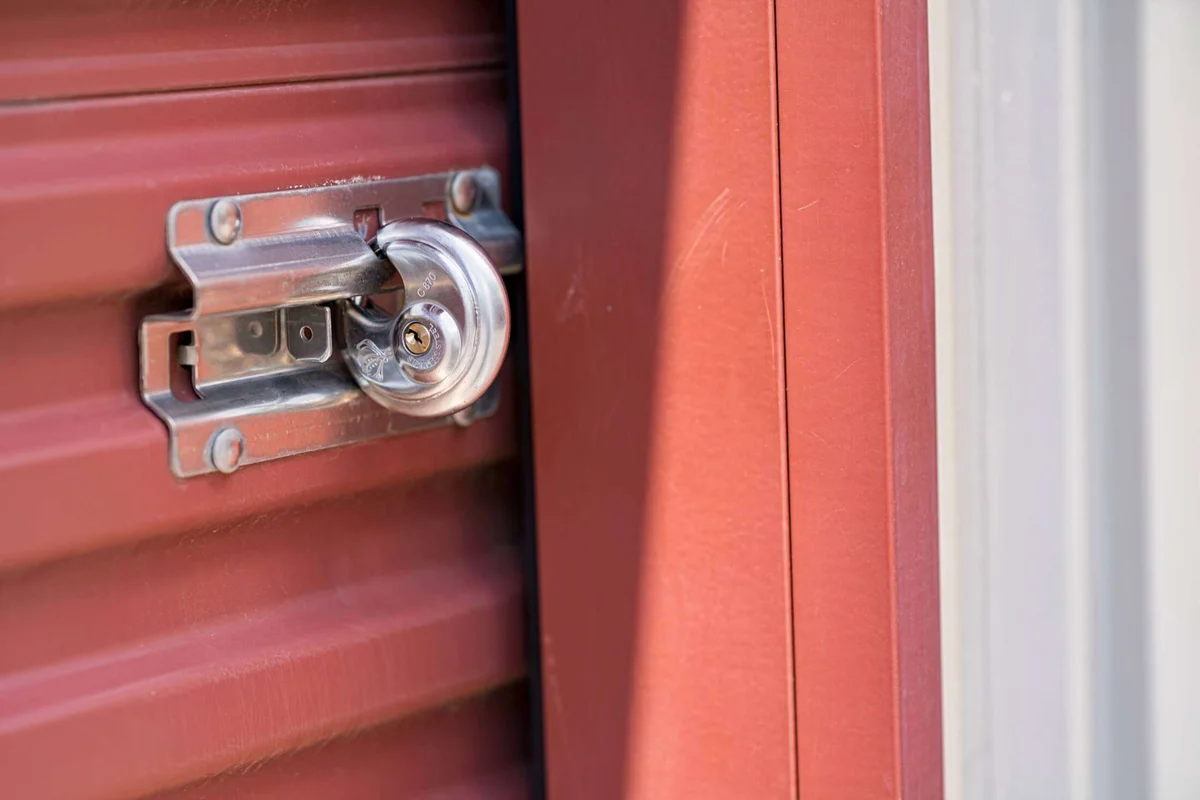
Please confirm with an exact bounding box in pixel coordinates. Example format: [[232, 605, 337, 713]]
[[341, 219, 510, 418]]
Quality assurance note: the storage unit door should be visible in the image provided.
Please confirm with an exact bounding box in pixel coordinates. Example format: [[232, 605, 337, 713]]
[[0, 2, 529, 797]]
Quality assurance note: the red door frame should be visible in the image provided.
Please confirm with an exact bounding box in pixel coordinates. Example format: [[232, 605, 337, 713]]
[[517, 0, 795, 795], [518, 0, 941, 796], [778, 2, 943, 797]]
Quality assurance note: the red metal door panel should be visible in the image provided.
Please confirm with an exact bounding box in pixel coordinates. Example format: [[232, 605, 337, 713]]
[[0, 3, 529, 798], [0, 0, 504, 102], [0, 72, 513, 568], [152, 689, 529, 799]]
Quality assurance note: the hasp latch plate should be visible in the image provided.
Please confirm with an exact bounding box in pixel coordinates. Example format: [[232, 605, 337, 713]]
[[140, 169, 519, 478]]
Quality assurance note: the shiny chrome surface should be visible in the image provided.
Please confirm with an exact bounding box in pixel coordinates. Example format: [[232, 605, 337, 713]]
[[450, 171, 479, 215], [139, 169, 520, 477], [342, 219, 510, 418], [207, 198, 242, 245], [207, 427, 246, 474]]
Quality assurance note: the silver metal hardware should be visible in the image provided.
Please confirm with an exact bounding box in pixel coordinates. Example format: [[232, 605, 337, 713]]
[[402, 321, 433, 356], [341, 219, 510, 418], [139, 168, 519, 478], [208, 199, 241, 245], [450, 172, 478, 215], [208, 427, 246, 474]]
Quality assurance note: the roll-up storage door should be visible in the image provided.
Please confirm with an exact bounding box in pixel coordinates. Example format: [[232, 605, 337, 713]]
[[0, 3, 530, 797]]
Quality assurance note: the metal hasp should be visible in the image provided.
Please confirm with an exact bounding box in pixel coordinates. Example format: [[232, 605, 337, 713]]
[[139, 169, 520, 477]]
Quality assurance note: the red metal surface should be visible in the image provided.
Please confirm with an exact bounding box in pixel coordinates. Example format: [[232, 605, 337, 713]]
[[776, 1, 944, 797], [518, 0, 796, 797], [155, 690, 529, 799], [0, 0, 503, 102], [0, 3, 529, 797]]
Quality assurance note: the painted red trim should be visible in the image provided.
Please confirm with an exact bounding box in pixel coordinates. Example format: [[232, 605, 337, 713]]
[[776, 1, 943, 797], [520, 0, 941, 794], [518, 0, 796, 796]]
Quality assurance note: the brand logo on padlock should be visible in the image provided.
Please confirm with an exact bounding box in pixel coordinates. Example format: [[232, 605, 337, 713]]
[[355, 339, 392, 380]]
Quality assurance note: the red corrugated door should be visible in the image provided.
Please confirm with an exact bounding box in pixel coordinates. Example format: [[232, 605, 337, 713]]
[[0, 2, 530, 798]]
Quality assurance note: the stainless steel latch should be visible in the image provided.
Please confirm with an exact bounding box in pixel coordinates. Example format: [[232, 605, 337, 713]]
[[139, 169, 519, 477]]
